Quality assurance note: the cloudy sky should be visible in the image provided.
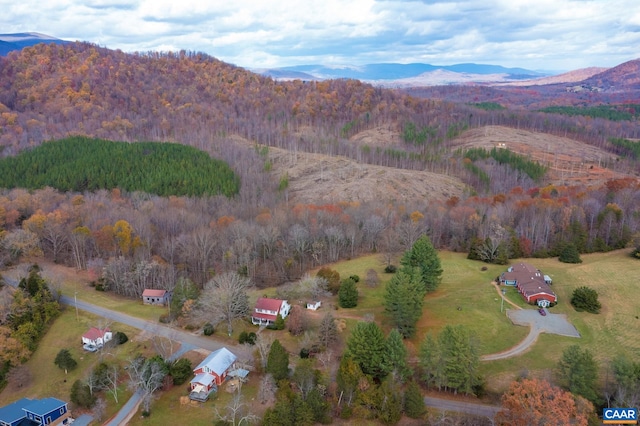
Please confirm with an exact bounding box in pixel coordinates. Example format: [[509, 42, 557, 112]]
[[2, 0, 639, 71]]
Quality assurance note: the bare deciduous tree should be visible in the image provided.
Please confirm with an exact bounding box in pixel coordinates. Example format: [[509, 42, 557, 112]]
[[196, 272, 251, 336], [254, 332, 273, 371], [258, 373, 276, 404], [214, 391, 259, 425], [126, 356, 166, 413]]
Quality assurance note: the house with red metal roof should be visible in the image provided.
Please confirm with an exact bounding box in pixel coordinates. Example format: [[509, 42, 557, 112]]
[[81, 327, 112, 348], [251, 297, 291, 326], [499, 262, 556, 307]]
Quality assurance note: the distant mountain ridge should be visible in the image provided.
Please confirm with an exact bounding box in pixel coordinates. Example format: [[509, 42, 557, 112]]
[[0, 32, 70, 56], [257, 62, 548, 83]]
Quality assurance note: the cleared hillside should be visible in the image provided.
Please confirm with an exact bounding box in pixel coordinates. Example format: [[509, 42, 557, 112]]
[[229, 135, 466, 203], [451, 126, 635, 186]]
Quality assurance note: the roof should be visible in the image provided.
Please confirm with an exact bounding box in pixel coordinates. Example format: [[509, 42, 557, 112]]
[[142, 289, 167, 297], [82, 327, 110, 340], [255, 297, 285, 312], [191, 372, 215, 387], [0, 398, 32, 424], [251, 312, 277, 321], [502, 263, 542, 282], [193, 347, 237, 376], [22, 398, 66, 416], [228, 368, 250, 379], [519, 281, 557, 300]]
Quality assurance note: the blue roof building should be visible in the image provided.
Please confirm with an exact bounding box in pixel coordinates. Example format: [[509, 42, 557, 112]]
[[0, 397, 70, 426]]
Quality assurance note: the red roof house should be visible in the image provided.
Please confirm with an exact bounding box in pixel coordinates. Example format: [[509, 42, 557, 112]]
[[251, 297, 291, 326], [81, 327, 112, 347], [142, 289, 172, 306], [500, 262, 557, 307]]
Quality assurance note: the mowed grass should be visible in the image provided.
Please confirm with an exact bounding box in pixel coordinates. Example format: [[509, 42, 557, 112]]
[[0, 308, 144, 419], [2, 262, 168, 322], [306, 250, 640, 394], [127, 372, 263, 426], [412, 251, 529, 355], [306, 253, 529, 356]]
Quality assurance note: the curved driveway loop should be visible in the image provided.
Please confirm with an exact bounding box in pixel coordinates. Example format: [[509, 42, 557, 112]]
[[482, 309, 580, 361]]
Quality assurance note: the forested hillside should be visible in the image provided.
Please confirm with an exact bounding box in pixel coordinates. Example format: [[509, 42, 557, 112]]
[[0, 42, 638, 289], [0, 137, 239, 197]]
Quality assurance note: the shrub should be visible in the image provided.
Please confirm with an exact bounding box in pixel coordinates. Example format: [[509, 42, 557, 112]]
[[267, 314, 285, 330], [571, 286, 601, 313], [158, 313, 171, 324], [239, 331, 257, 344], [349, 274, 360, 283], [559, 242, 582, 264], [203, 323, 215, 336], [317, 267, 341, 295], [70, 379, 96, 408], [384, 264, 397, 273], [300, 348, 310, 359], [113, 331, 128, 345]]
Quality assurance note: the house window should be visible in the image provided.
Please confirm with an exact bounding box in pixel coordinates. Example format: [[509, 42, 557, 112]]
[[60, 407, 65, 414]]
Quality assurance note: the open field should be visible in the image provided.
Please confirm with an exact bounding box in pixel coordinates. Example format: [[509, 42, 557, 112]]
[[2, 263, 171, 322], [127, 368, 262, 426], [2, 248, 638, 409], [0, 308, 144, 420]]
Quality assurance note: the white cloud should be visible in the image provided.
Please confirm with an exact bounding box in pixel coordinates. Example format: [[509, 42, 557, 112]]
[[0, 0, 638, 70]]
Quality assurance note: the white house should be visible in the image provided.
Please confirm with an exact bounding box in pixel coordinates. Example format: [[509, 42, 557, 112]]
[[81, 327, 112, 347], [306, 301, 322, 311], [251, 297, 291, 326]]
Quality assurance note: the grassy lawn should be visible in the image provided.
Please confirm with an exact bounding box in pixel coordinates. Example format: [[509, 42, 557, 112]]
[[3, 248, 638, 405], [0, 308, 142, 419], [127, 370, 262, 426]]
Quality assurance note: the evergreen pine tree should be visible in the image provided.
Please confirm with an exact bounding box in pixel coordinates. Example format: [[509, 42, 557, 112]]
[[559, 242, 582, 263], [404, 381, 426, 419], [54, 348, 77, 373], [338, 277, 358, 308], [386, 329, 411, 382], [384, 269, 424, 338], [266, 339, 289, 381], [400, 235, 443, 292]]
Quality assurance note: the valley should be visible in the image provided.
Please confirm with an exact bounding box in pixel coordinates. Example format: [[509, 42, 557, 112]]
[[0, 41, 639, 425]]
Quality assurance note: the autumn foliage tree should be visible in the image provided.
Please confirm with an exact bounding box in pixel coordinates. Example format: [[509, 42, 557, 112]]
[[495, 378, 593, 426]]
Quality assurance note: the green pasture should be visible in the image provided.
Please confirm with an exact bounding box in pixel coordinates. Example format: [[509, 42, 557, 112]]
[[0, 309, 142, 419]]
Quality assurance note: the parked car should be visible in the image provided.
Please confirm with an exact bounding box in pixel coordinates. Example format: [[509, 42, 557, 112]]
[[83, 343, 98, 352], [538, 308, 546, 316]]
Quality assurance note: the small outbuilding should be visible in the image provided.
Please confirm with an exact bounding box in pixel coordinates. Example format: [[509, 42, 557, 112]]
[[306, 301, 322, 311], [142, 289, 172, 306]]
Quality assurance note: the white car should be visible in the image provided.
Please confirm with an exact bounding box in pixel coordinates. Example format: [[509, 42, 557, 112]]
[[83, 343, 98, 352]]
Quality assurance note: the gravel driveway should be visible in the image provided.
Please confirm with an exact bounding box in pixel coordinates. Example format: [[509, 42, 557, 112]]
[[482, 308, 580, 361], [507, 309, 581, 337]]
